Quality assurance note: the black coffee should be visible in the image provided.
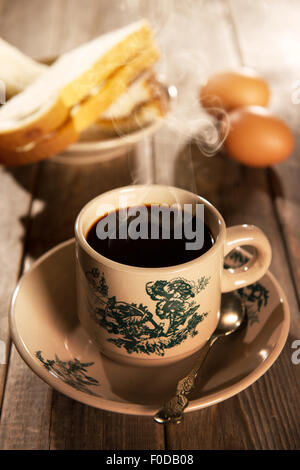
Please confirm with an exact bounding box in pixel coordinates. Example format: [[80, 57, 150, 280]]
[[86, 205, 214, 268]]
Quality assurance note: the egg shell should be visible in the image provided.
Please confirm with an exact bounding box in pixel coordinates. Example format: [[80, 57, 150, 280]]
[[200, 70, 270, 114], [224, 107, 294, 167]]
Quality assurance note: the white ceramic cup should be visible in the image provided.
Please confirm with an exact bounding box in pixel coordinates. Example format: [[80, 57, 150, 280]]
[[75, 185, 272, 366]]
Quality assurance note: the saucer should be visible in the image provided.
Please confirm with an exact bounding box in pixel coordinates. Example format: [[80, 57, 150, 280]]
[[10, 239, 290, 416], [50, 117, 165, 165]]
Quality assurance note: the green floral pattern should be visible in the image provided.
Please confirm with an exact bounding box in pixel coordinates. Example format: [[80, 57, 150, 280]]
[[85, 268, 210, 356], [35, 350, 101, 396], [33, 250, 270, 397], [225, 250, 269, 325]]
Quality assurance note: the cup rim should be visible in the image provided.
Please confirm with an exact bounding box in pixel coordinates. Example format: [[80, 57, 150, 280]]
[[74, 184, 226, 273]]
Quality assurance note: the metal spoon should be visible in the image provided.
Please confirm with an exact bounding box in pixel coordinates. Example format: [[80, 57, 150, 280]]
[[154, 292, 246, 424]]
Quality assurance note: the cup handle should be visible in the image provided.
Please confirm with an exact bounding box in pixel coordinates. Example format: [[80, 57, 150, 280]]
[[221, 224, 272, 293]]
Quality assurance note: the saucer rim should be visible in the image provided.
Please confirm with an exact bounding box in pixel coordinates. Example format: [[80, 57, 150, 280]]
[[9, 238, 291, 416], [49, 117, 164, 165], [69, 116, 164, 152]]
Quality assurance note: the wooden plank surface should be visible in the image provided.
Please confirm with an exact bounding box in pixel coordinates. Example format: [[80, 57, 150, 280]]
[[228, 0, 300, 336], [0, 0, 165, 450], [154, 0, 300, 449], [0, 0, 299, 450], [166, 159, 300, 449], [163, 0, 300, 449], [0, 164, 38, 411], [0, 155, 167, 450]]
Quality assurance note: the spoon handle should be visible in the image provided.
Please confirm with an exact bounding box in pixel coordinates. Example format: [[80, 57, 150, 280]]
[[154, 336, 217, 424]]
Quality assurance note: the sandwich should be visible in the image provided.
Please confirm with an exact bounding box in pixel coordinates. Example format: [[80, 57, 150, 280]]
[[0, 20, 165, 165], [83, 72, 168, 138]]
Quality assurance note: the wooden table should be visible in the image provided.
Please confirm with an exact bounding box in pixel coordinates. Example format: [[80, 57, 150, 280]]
[[0, 0, 299, 450]]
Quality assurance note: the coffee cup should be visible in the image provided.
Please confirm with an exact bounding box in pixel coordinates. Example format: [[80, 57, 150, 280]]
[[75, 185, 271, 366]]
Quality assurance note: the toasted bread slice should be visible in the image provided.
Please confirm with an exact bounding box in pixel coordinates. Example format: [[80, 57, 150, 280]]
[[0, 118, 77, 165], [94, 74, 168, 136], [99, 71, 156, 120], [94, 98, 167, 136], [0, 20, 157, 150], [0, 47, 159, 165], [99, 72, 165, 116]]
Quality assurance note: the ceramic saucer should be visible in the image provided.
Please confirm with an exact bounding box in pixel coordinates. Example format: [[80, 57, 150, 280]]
[[51, 117, 165, 165], [10, 239, 290, 416]]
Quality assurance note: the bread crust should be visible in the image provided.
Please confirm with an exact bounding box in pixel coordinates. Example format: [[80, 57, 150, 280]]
[[0, 119, 77, 165], [0, 47, 159, 165], [0, 23, 156, 150], [95, 99, 165, 136]]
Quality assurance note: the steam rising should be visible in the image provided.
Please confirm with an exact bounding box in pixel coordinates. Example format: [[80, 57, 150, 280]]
[[118, 0, 230, 187]]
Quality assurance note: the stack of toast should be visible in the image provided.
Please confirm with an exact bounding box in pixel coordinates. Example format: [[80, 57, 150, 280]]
[[0, 20, 168, 165]]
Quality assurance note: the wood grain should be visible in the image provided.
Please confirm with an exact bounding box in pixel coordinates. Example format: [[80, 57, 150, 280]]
[[151, 0, 300, 449], [0, 163, 38, 411], [0, 0, 165, 450], [0, 347, 52, 450], [228, 0, 300, 334], [163, 0, 300, 449], [0, 155, 166, 450], [166, 158, 300, 449], [50, 394, 164, 450]]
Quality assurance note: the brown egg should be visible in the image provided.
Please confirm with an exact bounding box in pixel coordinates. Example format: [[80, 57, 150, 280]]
[[223, 106, 294, 167], [200, 70, 270, 115]]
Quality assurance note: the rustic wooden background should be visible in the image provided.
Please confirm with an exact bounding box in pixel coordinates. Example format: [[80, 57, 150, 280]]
[[0, 0, 299, 449]]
